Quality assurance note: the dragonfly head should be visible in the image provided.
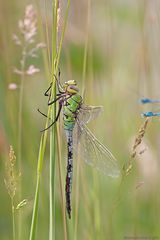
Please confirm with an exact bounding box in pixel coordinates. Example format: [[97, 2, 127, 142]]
[[63, 80, 79, 94]]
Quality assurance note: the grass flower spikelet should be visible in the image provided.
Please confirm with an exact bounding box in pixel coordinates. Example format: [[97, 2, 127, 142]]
[[4, 146, 17, 200]]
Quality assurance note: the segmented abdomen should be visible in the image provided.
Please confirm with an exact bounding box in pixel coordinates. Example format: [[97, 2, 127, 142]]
[[65, 130, 73, 219], [64, 94, 82, 218]]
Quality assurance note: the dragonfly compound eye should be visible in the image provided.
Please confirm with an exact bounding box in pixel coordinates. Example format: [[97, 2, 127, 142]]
[[67, 85, 79, 94]]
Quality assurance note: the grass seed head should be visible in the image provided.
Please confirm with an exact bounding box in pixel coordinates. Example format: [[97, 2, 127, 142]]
[[11, 4, 45, 81], [123, 118, 150, 176], [4, 146, 17, 200]]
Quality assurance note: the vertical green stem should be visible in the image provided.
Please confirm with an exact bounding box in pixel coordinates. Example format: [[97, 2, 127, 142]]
[[82, 0, 91, 98], [18, 49, 26, 171], [11, 198, 16, 240], [49, 0, 58, 239], [29, 131, 48, 240], [18, 45, 27, 240], [74, 1, 90, 239], [29, 1, 71, 239], [49, 0, 71, 238], [49, 112, 56, 240], [17, 73, 24, 240], [44, 0, 51, 68], [56, 124, 68, 240], [49, 117, 57, 240], [18, 46, 26, 176], [49, 127, 53, 240], [18, 74, 24, 173], [29, 173, 40, 240], [55, 0, 71, 74], [74, 150, 80, 240], [93, 172, 100, 238]]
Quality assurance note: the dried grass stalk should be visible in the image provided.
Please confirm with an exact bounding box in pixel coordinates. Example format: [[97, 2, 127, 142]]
[[124, 118, 150, 175]]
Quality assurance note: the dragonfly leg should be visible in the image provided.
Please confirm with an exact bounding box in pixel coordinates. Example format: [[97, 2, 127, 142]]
[[40, 103, 62, 132], [44, 82, 53, 97], [53, 68, 64, 93], [45, 83, 54, 105], [37, 108, 51, 119], [44, 66, 65, 105], [48, 95, 62, 106], [44, 81, 64, 106]]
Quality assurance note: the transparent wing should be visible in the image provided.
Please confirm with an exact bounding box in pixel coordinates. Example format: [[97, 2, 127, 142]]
[[78, 105, 103, 125], [73, 120, 120, 178]]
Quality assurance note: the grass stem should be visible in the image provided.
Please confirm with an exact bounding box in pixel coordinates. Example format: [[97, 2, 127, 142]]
[[49, 0, 58, 239], [11, 198, 16, 240], [29, 1, 71, 239], [17, 44, 27, 240], [56, 123, 68, 240]]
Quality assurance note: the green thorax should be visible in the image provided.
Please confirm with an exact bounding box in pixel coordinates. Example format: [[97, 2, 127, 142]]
[[63, 94, 82, 131]]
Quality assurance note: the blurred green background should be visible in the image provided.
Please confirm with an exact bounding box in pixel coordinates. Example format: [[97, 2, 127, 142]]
[[0, 0, 160, 239]]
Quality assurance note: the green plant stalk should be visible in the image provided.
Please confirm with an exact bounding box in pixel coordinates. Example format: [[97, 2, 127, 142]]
[[93, 172, 100, 237], [29, 1, 71, 239], [49, 121, 56, 240], [55, 0, 71, 75], [44, 0, 51, 68], [56, 123, 68, 240], [75, 19, 90, 237], [82, 0, 90, 98], [86, 11, 102, 237], [18, 48, 26, 172], [74, 1, 90, 238], [49, 103, 56, 240], [49, 0, 58, 239], [17, 70, 24, 240], [29, 129, 49, 240], [11, 198, 16, 240], [49, 0, 71, 237], [74, 150, 80, 240], [35, 0, 51, 78], [90, 53, 101, 240], [29, 174, 40, 240], [18, 44, 27, 240]]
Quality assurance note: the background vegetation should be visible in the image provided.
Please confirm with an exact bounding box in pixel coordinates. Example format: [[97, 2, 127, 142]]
[[0, 0, 160, 239]]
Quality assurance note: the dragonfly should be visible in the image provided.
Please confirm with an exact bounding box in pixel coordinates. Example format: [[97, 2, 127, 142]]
[[140, 97, 160, 117], [38, 71, 120, 219]]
